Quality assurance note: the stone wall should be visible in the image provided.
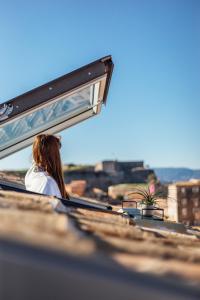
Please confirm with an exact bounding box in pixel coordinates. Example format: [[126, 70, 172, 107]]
[[95, 160, 144, 174]]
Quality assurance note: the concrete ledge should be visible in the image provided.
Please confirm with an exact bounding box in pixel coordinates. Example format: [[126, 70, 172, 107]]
[[135, 219, 187, 234]]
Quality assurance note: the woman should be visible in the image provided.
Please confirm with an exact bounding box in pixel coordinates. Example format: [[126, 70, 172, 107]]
[[25, 134, 69, 203]]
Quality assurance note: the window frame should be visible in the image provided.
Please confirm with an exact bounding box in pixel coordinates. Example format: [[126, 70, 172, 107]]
[[0, 56, 114, 159]]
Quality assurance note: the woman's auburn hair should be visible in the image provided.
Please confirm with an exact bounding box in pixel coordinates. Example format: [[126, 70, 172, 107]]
[[33, 134, 68, 199]]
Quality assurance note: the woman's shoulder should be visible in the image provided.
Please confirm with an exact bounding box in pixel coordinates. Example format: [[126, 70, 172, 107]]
[[25, 165, 52, 189], [45, 175, 57, 185], [43, 176, 62, 198]]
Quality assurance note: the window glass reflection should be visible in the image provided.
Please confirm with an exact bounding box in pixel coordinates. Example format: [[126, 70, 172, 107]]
[[0, 85, 92, 151]]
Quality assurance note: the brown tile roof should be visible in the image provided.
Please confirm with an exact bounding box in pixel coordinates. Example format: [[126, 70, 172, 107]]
[[1, 187, 200, 287]]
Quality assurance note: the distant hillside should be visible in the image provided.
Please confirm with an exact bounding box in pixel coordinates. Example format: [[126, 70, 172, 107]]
[[154, 168, 200, 183]]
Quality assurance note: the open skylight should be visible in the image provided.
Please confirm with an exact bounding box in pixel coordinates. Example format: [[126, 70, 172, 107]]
[[0, 56, 113, 159]]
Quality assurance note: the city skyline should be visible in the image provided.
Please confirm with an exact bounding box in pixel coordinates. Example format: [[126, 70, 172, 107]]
[[0, 0, 200, 170]]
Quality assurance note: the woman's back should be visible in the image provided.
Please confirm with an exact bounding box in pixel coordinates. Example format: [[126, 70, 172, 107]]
[[25, 164, 62, 198]]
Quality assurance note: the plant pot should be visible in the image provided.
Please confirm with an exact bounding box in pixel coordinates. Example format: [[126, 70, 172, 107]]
[[141, 204, 155, 217]]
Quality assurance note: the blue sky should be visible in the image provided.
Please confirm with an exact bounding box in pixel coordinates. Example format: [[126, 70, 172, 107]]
[[0, 0, 200, 170]]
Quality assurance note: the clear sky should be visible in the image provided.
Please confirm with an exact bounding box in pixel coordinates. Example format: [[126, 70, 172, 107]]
[[0, 0, 199, 170]]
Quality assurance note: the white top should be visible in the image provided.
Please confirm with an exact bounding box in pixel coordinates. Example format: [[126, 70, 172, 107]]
[[25, 163, 70, 213], [25, 164, 62, 198]]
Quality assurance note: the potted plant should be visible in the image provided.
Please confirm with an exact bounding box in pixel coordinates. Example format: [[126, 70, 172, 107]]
[[128, 186, 161, 217]]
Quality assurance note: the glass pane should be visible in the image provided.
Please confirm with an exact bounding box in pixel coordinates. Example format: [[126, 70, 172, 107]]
[[0, 84, 97, 151]]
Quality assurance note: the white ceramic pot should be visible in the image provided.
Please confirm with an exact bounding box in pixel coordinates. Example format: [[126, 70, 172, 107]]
[[141, 204, 155, 217]]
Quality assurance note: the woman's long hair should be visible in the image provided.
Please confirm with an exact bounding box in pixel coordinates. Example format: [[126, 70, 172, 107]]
[[32, 134, 68, 199]]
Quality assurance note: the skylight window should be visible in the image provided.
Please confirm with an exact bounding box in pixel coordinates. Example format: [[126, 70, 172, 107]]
[[0, 56, 113, 159]]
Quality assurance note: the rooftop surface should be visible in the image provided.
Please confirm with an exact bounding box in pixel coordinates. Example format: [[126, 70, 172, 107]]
[[1, 180, 200, 299], [170, 180, 200, 187]]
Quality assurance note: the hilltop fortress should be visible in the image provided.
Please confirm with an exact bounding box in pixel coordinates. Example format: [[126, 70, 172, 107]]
[[64, 160, 156, 194]]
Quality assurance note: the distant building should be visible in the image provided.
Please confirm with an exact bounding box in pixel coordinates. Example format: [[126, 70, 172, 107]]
[[95, 160, 144, 174], [95, 160, 155, 185], [95, 161, 119, 174], [168, 180, 200, 225]]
